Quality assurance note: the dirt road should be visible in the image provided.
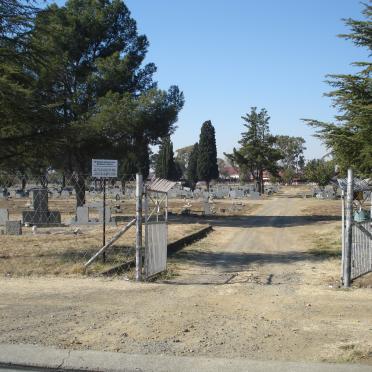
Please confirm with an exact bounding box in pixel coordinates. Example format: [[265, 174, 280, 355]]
[[1, 194, 372, 364]]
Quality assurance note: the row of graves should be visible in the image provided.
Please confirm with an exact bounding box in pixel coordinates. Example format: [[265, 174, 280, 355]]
[[302, 185, 342, 200], [167, 184, 279, 200], [0, 182, 280, 235], [0, 186, 116, 236]]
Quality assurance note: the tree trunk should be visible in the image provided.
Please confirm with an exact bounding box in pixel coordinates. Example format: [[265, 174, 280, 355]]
[[61, 173, 66, 189], [259, 169, 264, 194], [73, 173, 86, 207]]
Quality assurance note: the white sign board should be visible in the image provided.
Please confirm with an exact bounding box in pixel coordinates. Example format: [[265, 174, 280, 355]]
[[92, 159, 118, 178]]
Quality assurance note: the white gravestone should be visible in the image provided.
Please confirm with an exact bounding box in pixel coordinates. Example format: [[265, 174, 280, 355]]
[[0, 209, 9, 225]]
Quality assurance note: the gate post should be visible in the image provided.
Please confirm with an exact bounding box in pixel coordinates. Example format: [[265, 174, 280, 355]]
[[135, 173, 143, 282], [344, 168, 353, 287], [341, 190, 345, 280]]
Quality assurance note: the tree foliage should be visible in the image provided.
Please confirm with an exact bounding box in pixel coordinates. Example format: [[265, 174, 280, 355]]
[[186, 142, 198, 188], [155, 137, 179, 180], [275, 135, 306, 170], [304, 3, 371, 177], [175, 145, 194, 178], [197, 120, 218, 189], [0, 0, 55, 167], [225, 107, 282, 193], [28, 0, 183, 176], [1, 0, 184, 182], [304, 159, 335, 187]]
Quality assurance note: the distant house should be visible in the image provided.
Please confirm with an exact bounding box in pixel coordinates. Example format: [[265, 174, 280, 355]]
[[221, 166, 239, 180]]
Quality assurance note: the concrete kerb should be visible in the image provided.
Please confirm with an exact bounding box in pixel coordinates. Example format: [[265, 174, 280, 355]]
[[0, 343, 371, 372], [167, 225, 213, 255]]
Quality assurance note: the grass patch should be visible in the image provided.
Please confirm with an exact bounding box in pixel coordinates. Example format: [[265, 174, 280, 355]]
[[0, 223, 204, 277], [308, 232, 341, 258]]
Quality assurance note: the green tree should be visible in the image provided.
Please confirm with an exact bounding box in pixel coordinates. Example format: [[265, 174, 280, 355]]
[[217, 158, 229, 178], [304, 159, 335, 188], [175, 145, 194, 178], [26, 0, 183, 205], [155, 137, 179, 180], [186, 143, 199, 189], [225, 107, 282, 194], [275, 135, 306, 171], [304, 3, 371, 177], [281, 167, 296, 185], [197, 120, 218, 190], [0, 0, 58, 168], [0, 0, 36, 41]]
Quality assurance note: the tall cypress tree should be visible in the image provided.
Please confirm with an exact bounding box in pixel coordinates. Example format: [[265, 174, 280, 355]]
[[155, 137, 178, 180], [186, 142, 199, 189], [197, 121, 218, 190]]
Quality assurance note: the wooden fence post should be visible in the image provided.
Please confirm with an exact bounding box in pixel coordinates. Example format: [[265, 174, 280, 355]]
[[136, 173, 143, 282], [344, 168, 353, 287]]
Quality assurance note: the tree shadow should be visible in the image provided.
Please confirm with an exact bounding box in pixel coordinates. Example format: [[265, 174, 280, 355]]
[[170, 249, 333, 273], [169, 214, 340, 228]]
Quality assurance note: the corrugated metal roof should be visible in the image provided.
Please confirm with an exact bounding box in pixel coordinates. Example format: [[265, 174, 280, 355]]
[[336, 178, 372, 192], [146, 178, 176, 193]]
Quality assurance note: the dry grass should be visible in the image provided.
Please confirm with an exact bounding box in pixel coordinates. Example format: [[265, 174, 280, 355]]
[[0, 193, 263, 277], [0, 222, 206, 277], [307, 225, 341, 258], [301, 199, 341, 217]]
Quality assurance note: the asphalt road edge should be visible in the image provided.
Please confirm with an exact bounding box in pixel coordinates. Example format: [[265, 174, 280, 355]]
[[0, 343, 371, 372]]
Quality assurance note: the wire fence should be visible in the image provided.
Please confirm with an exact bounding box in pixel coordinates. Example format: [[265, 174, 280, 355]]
[[0, 172, 138, 277]]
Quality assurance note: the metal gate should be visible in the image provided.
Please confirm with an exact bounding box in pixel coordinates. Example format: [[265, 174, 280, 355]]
[[351, 221, 372, 280], [338, 173, 372, 285], [143, 178, 175, 279], [145, 222, 167, 278]]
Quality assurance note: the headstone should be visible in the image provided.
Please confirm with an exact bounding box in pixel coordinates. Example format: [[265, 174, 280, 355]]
[[204, 202, 211, 216], [0, 209, 9, 225], [249, 191, 260, 200], [22, 188, 61, 226], [76, 206, 89, 224], [61, 190, 70, 198], [99, 206, 111, 224], [229, 189, 244, 198], [32, 188, 49, 212], [5, 220, 22, 235]]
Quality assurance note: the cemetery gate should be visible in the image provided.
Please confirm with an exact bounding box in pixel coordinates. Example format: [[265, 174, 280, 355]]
[[143, 178, 176, 279], [338, 170, 372, 286]]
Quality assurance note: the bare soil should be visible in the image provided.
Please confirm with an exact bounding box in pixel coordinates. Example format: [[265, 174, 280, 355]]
[[1, 190, 372, 365]]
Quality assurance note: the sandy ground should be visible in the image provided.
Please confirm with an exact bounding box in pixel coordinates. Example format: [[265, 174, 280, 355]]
[[1, 191, 372, 365]]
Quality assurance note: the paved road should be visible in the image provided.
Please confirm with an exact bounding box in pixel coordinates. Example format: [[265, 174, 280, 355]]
[[1, 343, 371, 372]]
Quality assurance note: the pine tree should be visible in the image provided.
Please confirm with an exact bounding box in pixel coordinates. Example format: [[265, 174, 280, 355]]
[[225, 107, 282, 193], [197, 121, 218, 190], [15, 0, 184, 205], [305, 3, 372, 177], [186, 143, 199, 189], [155, 137, 178, 180]]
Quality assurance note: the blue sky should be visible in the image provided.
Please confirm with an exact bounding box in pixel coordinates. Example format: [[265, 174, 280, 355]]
[[53, 0, 369, 160]]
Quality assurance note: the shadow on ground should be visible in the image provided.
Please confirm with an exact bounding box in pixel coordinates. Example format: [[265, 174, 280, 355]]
[[170, 249, 333, 273], [169, 215, 340, 228]]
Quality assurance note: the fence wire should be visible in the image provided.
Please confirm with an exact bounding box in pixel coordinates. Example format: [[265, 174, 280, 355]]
[[0, 172, 138, 276]]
